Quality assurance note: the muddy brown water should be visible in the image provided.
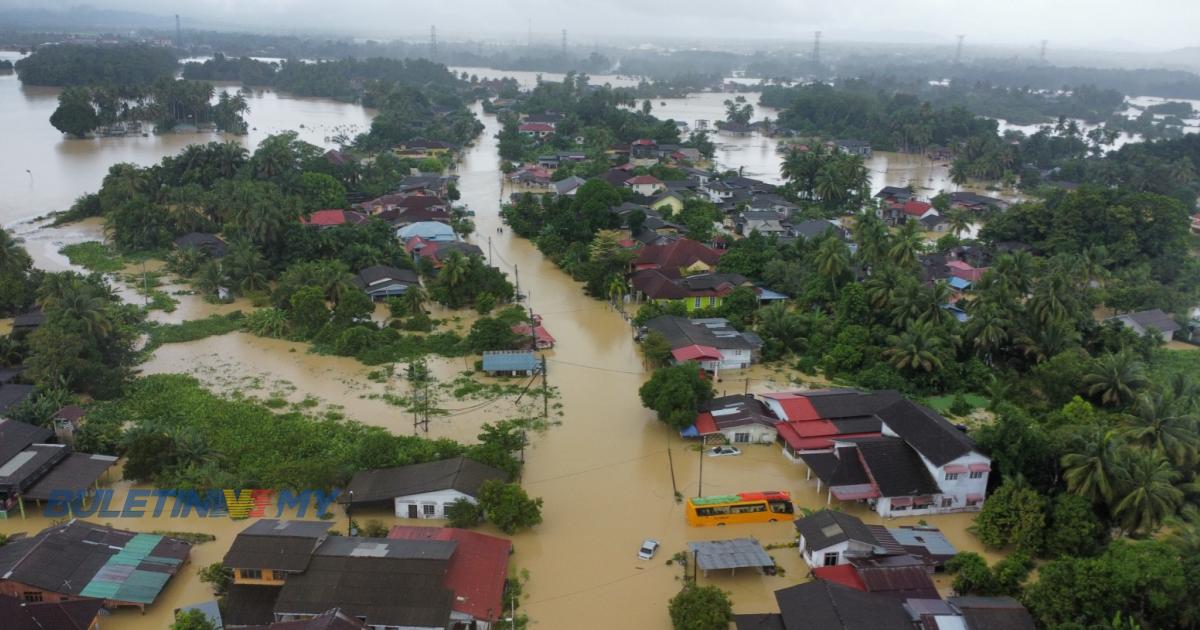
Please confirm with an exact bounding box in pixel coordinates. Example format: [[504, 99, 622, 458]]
[[0, 65, 1001, 628]]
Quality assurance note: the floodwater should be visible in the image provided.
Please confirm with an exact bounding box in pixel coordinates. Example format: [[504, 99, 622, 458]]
[[0, 65, 1004, 628]]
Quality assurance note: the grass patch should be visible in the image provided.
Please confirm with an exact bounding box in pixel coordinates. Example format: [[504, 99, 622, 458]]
[[60, 241, 126, 273], [923, 393, 988, 415], [150, 530, 216, 544], [143, 311, 246, 353], [1149, 348, 1200, 383]]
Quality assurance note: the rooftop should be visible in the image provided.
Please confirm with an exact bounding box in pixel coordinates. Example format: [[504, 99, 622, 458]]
[[687, 538, 774, 572], [223, 519, 332, 572], [388, 526, 512, 621], [342, 457, 507, 504]]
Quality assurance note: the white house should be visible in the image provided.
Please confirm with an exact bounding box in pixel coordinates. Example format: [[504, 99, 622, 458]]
[[688, 395, 778, 444], [341, 457, 507, 519], [794, 510, 886, 569], [625, 175, 666, 196]]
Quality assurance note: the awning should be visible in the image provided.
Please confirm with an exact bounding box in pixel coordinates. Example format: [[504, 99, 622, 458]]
[[831, 485, 880, 501], [913, 496, 934, 506], [943, 464, 968, 474], [672, 345, 722, 362], [890, 497, 913, 507], [23, 453, 118, 501], [966, 493, 984, 502], [968, 463, 991, 473]]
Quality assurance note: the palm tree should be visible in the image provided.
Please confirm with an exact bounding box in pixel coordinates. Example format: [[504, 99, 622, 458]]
[[606, 275, 628, 310], [1013, 319, 1080, 364], [1083, 351, 1149, 407], [965, 301, 1012, 361], [889, 280, 927, 329], [884, 321, 947, 372], [946, 208, 971, 237], [195, 260, 225, 296], [398, 286, 428, 317], [992, 251, 1035, 296], [1121, 389, 1199, 467], [440, 251, 469, 290], [949, 160, 969, 190], [51, 280, 112, 338], [756, 302, 805, 355], [887, 220, 924, 268], [863, 267, 903, 311], [815, 236, 850, 296], [0, 228, 29, 272], [1112, 450, 1183, 536], [852, 212, 889, 268], [1062, 431, 1123, 506]]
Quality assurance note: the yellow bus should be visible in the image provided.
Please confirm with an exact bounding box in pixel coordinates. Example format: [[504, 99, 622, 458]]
[[685, 491, 795, 527]]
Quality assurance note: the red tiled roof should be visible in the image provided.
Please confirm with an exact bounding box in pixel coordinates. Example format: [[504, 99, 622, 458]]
[[672, 344, 722, 362], [632, 138, 656, 145], [634, 238, 721, 273], [301, 209, 367, 227], [625, 175, 664, 185], [899, 200, 933, 216], [519, 122, 555, 132], [693, 412, 719, 435], [512, 323, 556, 346], [760, 393, 822, 422], [388, 526, 511, 621], [813, 565, 867, 591]]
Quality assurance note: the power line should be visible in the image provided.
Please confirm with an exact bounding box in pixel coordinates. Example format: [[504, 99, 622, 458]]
[[545, 358, 645, 376]]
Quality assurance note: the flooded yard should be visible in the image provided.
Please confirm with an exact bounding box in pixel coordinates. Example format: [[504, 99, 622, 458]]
[[0, 71, 999, 628]]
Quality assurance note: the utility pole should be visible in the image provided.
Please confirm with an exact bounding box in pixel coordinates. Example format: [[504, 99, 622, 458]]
[[1039, 39, 1048, 63], [697, 440, 704, 497], [812, 30, 822, 76], [488, 236, 493, 266], [514, 265, 520, 300], [430, 25, 438, 61], [561, 29, 567, 57], [667, 437, 678, 496], [954, 35, 964, 65]]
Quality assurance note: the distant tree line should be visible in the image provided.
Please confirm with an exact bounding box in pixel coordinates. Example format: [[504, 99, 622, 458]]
[[15, 43, 177, 86]]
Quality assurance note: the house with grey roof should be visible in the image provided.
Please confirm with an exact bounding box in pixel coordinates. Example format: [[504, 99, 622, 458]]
[[1106, 308, 1181, 343], [553, 175, 587, 196], [352, 265, 420, 301], [794, 510, 886, 569], [641, 315, 761, 371], [340, 456, 508, 519]]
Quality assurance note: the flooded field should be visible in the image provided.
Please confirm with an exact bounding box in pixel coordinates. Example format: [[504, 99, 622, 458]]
[[0, 67, 1003, 628]]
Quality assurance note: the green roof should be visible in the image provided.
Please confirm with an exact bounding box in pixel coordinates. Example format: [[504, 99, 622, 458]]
[[690, 494, 741, 506]]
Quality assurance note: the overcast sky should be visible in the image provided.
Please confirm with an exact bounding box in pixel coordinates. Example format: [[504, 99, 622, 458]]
[[9, 0, 1200, 51]]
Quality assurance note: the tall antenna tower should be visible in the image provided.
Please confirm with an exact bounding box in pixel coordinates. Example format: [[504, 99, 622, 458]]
[[430, 25, 438, 60], [954, 35, 964, 65], [175, 14, 182, 48], [528, 19, 533, 47], [1039, 39, 1048, 62], [812, 30, 822, 73], [562, 29, 567, 56]]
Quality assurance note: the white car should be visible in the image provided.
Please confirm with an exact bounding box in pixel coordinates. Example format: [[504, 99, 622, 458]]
[[638, 539, 660, 560], [706, 446, 742, 457]]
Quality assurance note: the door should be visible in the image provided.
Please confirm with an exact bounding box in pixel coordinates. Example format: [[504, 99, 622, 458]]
[[408, 504, 419, 518]]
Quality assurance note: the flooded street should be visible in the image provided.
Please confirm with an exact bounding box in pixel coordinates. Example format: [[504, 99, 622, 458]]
[[0, 66, 1000, 628]]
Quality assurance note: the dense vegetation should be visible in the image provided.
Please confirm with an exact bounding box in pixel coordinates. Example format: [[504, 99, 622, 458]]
[[15, 43, 177, 86], [75, 374, 529, 491], [180, 53, 277, 85], [50, 80, 248, 137]]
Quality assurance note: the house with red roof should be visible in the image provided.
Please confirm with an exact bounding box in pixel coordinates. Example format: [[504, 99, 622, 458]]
[[508, 164, 553, 189], [518, 122, 555, 139], [684, 394, 779, 444], [512, 322, 556, 350], [945, 260, 987, 283], [625, 175, 666, 196], [634, 238, 721, 276], [300, 209, 368, 229], [388, 526, 512, 630], [880, 198, 937, 226]]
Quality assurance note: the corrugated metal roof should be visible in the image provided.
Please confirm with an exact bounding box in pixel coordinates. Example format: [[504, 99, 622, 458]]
[[687, 538, 774, 571]]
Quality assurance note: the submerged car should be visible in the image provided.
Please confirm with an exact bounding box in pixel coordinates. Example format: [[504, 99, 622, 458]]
[[706, 446, 742, 457], [638, 538, 660, 560]]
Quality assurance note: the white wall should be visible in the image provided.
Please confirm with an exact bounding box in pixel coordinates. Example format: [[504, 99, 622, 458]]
[[393, 489, 476, 519], [720, 423, 776, 445], [718, 348, 752, 369]]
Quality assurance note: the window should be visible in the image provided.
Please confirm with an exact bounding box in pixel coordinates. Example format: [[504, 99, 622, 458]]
[[823, 552, 840, 567], [272, 571, 287, 581], [23, 592, 43, 603], [423, 504, 437, 516], [966, 498, 982, 507], [693, 298, 702, 309], [892, 503, 908, 511], [944, 472, 959, 481], [969, 471, 985, 479], [941, 497, 953, 508], [734, 432, 750, 443], [240, 569, 262, 580], [708, 297, 716, 306]]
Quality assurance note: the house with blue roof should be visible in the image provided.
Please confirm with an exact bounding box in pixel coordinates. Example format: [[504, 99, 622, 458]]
[[481, 351, 540, 376], [397, 221, 456, 243]]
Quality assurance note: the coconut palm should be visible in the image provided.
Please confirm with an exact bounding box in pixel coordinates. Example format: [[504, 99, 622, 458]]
[[756, 302, 805, 355], [814, 236, 850, 296], [194, 260, 225, 296], [1013, 319, 1081, 364], [949, 160, 969, 190], [1121, 389, 1199, 467], [1062, 431, 1124, 506], [1083, 351, 1149, 407], [946, 208, 971, 237], [991, 251, 1035, 296], [888, 280, 927, 329], [965, 301, 1012, 360], [852, 212, 889, 268], [606, 275, 628, 310], [1112, 449, 1183, 536], [884, 321, 947, 372], [0, 228, 29, 272], [52, 280, 112, 338], [439, 251, 469, 290], [887, 220, 924, 269], [398, 286, 428, 317], [863, 266, 903, 311]]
